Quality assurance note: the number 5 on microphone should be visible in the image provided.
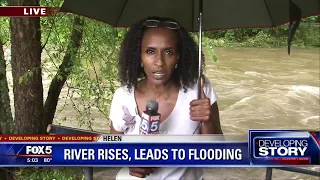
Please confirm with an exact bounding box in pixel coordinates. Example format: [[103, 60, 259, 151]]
[[140, 119, 160, 134]]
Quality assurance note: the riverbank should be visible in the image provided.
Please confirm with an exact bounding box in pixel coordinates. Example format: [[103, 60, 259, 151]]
[[203, 23, 320, 48]]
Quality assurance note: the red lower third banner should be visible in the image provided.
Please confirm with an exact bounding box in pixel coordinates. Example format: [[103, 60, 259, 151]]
[[0, 6, 59, 17]]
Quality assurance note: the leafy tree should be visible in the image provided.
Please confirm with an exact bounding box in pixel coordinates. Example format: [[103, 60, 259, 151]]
[[0, 0, 93, 177], [8, 0, 45, 134]]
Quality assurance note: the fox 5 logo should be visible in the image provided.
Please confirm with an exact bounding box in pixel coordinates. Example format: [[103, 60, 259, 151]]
[[26, 146, 52, 155], [140, 118, 160, 134]]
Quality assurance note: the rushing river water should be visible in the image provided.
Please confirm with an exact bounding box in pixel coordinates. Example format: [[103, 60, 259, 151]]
[[6, 47, 320, 179]]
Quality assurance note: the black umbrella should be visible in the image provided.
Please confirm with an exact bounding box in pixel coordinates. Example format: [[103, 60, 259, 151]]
[[59, 0, 320, 98], [59, 0, 319, 31]]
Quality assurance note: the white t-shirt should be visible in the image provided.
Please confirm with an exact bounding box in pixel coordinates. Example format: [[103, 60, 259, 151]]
[[110, 76, 218, 180]]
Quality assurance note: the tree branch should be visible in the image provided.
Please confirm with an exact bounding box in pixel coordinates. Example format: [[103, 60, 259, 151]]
[[43, 16, 84, 126]]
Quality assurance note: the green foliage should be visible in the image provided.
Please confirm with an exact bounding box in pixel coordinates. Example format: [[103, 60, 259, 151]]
[[40, 10, 123, 129], [204, 16, 320, 48], [14, 168, 83, 180], [0, 17, 9, 44], [0, 0, 9, 46], [191, 33, 219, 68], [63, 20, 122, 129], [18, 70, 33, 84], [202, 36, 219, 68]]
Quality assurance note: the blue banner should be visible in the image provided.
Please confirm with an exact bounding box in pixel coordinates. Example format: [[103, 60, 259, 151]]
[[0, 130, 319, 167], [0, 142, 250, 167], [249, 130, 320, 166]]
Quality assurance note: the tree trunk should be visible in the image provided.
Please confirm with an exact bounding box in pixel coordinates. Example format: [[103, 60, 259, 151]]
[[43, 16, 84, 126], [8, 0, 44, 134], [0, 38, 14, 134], [0, 122, 14, 179]]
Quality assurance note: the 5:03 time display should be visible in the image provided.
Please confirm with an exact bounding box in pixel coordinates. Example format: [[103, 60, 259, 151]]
[[27, 158, 38, 163]]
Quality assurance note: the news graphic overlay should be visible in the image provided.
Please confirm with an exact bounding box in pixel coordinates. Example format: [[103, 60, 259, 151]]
[[0, 135, 99, 166], [139, 100, 160, 134], [0, 6, 58, 17], [249, 130, 320, 166], [0, 134, 250, 167]]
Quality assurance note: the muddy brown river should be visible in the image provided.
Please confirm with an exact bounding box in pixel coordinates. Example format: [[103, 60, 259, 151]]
[[6, 47, 320, 179]]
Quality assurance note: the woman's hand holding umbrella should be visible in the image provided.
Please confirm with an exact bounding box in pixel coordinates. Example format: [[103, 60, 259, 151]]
[[190, 77, 220, 135], [189, 77, 211, 123]]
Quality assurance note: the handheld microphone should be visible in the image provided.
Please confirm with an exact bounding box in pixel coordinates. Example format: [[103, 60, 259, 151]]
[[139, 100, 160, 134]]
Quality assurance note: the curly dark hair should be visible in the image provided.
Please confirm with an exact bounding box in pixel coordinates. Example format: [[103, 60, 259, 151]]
[[118, 16, 205, 90]]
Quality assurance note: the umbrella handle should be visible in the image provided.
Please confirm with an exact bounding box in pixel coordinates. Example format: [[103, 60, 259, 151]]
[[197, 76, 203, 98], [193, 122, 201, 134], [197, 0, 203, 100], [194, 0, 204, 134], [194, 76, 202, 134], [194, 77, 202, 134]]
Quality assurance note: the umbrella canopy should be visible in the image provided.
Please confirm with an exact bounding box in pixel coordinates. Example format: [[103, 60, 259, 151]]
[[59, 0, 320, 32]]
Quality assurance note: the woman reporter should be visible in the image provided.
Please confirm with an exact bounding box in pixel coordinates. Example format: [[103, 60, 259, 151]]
[[109, 16, 223, 180]]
